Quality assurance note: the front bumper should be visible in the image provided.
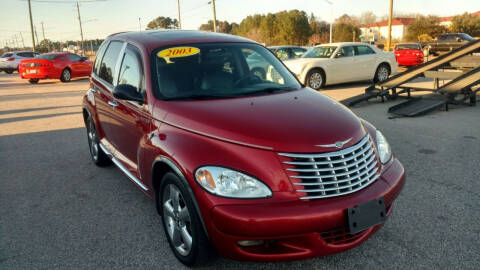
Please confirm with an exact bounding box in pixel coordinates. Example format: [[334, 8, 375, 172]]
[[206, 158, 405, 262]]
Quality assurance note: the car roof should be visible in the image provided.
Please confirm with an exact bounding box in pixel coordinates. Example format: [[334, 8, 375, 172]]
[[268, 45, 306, 49], [109, 30, 257, 53], [314, 42, 371, 47]]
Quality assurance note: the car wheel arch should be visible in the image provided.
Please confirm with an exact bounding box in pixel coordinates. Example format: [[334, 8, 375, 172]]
[[151, 155, 210, 239], [377, 62, 391, 73]]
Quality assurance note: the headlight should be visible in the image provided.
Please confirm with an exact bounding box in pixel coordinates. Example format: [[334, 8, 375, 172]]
[[194, 166, 272, 198], [376, 130, 392, 164]]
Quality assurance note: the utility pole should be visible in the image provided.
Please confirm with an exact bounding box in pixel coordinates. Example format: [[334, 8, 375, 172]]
[[177, 0, 181, 29], [76, 2, 84, 54], [41, 22, 49, 52], [386, 0, 393, 51], [19, 32, 26, 49], [27, 0, 36, 51], [34, 26, 39, 47], [138, 17, 142, 31], [210, 0, 217, 32]]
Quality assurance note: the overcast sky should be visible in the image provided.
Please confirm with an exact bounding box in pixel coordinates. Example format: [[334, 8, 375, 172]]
[[1, 0, 479, 47]]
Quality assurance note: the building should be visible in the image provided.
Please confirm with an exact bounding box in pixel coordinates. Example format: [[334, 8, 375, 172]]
[[360, 18, 415, 42], [360, 11, 480, 42]]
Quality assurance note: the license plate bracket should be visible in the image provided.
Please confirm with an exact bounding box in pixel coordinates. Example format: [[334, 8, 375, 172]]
[[347, 198, 387, 234]]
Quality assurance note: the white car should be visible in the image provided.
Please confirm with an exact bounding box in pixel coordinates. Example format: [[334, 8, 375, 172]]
[[282, 42, 398, 89], [0, 51, 40, 74]]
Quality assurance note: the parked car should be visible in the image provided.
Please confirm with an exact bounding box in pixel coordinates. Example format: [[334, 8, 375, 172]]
[[0, 51, 39, 73], [268, 46, 309, 60], [18, 52, 92, 84], [394, 43, 424, 66], [246, 46, 308, 79], [282, 42, 398, 89], [422, 33, 475, 56], [83, 30, 405, 266]]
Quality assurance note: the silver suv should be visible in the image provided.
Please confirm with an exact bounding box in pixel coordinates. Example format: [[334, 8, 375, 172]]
[[0, 51, 40, 73]]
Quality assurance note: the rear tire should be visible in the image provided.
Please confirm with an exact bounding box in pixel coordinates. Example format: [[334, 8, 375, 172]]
[[5, 69, 13, 74], [86, 116, 110, 167], [306, 68, 325, 90], [159, 172, 216, 267], [60, 68, 71, 83], [28, 79, 39, 84]]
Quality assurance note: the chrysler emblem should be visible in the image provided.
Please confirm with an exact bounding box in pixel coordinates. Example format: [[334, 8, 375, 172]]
[[317, 138, 352, 149]]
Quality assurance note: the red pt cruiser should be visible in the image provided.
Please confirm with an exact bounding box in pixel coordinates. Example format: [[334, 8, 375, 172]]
[[82, 30, 405, 266]]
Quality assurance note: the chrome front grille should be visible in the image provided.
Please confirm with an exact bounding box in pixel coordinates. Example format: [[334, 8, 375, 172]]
[[279, 135, 380, 200]]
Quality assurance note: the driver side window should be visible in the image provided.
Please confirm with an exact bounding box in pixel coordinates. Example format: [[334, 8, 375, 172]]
[[339, 46, 355, 57], [117, 46, 143, 94]]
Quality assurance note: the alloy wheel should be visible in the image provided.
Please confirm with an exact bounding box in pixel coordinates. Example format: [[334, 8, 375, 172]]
[[163, 184, 193, 256], [377, 66, 389, 82], [87, 120, 99, 161], [309, 72, 323, 89]]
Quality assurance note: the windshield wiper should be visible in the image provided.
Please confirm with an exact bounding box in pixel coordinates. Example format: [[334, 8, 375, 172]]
[[236, 86, 297, 96], [163, 93, 239, 101]]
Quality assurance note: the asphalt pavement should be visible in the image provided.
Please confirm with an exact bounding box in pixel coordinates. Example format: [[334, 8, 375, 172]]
[[0, 73, 479, 269]]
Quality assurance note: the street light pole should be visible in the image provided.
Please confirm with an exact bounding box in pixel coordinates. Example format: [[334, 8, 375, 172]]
[[139, 17, 142, 31], [386, 0, 393, 51], [41, 22, 50, 52], [324, 0, 333, 44], [27, 0, 36, 51], [177, 0, 182, 29]]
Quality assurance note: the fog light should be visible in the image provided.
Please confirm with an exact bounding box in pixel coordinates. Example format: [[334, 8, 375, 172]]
[[237, 240, 264, 247]]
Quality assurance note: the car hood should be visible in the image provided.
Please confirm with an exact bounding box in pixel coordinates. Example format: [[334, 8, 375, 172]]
[[284, 58, 329, 74], [157, 88, 366, 153]]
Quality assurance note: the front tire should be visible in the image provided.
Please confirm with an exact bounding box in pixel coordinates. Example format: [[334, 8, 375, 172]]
[[374, 64, 390, 83], [60, 68, 71, 82], [5, 69, 13, 74], [159, 172, 215, 266], [306, 69, 325, 90], [86, 116, 110, 166]]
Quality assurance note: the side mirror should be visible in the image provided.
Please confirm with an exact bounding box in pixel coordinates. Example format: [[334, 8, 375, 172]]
[[335, 52, 345, 58], [456, 37, 462, 42], [113, 84, 144, 103], [80, 57, 88, 61]]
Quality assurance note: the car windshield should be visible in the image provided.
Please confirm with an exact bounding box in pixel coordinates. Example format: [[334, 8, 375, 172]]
[[152, 43, 301, 100], [1, 53, 13, 58], [395, 44, 420, 50], [35, 54, 58, 60], [302, 46, 337, 58]]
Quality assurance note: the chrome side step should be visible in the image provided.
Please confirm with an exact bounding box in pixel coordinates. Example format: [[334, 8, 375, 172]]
[[99, 143, 149, 191]]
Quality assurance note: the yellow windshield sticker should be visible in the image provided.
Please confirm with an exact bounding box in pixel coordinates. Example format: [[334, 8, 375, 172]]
[[157, 47, 200, 58]]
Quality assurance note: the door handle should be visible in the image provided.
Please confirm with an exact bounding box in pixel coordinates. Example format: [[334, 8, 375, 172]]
[[108, 100, 118, 108]]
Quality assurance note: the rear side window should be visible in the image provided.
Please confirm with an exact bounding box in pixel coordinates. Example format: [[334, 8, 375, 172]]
[[98, 41, 123, 85], [35, 54, 59, 60], [117, 45, 143, 93], [1, 53, 13, 58], [356, 45, 375, 55]]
